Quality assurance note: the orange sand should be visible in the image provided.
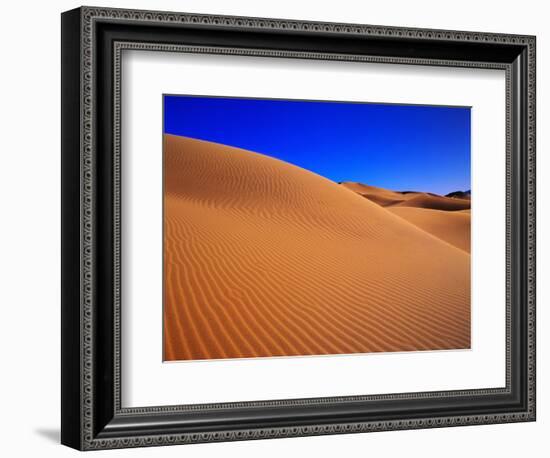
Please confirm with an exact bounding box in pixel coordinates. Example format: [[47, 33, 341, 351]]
[[340, 182, 416, 207], [391, 193, 471, 211], [164, 134, 471, 361], [388, 207, 471, 253]]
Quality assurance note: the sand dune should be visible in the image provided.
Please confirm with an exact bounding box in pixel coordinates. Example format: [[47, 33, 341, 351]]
[[340, 182, 415, 207], [164, 134, 470, 361], [341, 182, 471, 212], [342, 182, 471, 253], [388, 207, 471, 253], [392, 193, 471, 211]]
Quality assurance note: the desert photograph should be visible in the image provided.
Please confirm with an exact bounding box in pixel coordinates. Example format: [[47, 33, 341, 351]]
[[163, 96, 471, 361]]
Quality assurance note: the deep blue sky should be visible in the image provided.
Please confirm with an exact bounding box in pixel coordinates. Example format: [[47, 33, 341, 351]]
[[164, 95, 470, 195]]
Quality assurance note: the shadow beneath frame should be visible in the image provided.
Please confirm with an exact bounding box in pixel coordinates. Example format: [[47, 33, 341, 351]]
[[35, 428, 60, 444]]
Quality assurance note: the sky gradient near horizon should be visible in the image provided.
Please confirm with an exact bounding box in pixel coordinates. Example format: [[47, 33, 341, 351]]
[[164, 95, 471, 195]]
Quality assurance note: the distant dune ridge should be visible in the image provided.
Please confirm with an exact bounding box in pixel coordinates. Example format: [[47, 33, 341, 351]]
[[340, 182, 471, 212], [164, 134, 471, 361], [341, 182, 471, 252], [392, 193, 470, 211]]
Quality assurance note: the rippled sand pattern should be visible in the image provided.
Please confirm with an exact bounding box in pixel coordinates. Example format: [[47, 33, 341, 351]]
[[163, 134, 470, 361]]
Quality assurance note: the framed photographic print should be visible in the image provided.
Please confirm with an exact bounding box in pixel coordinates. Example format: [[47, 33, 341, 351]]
[[61, 6, 536, 450]]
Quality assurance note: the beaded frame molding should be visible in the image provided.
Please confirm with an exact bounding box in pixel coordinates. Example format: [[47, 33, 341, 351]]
[[61, 6, 536, 451]]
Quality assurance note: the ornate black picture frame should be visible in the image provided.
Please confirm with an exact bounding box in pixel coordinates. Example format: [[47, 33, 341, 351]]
[[61, 6, 536, 451]]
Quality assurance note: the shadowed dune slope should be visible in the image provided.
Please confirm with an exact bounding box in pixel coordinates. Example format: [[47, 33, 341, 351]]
[[446, 190, 471, 200], [388, 207, 471, 253], [164, 134, 470, 361]]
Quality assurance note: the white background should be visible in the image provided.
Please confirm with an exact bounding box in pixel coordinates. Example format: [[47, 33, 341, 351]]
[[123, 52, 506, 406], [0, 0, 546, 457]]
